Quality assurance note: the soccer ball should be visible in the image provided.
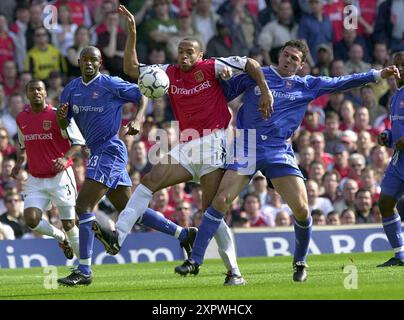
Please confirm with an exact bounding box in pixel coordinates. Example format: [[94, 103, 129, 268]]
[[138, 66, 170, 99]]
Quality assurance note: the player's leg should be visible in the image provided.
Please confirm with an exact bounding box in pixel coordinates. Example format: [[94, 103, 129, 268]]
[[176, 169, 249, 276], [377, 169, 404, 267], [271, 175, 311, 281], [115, 156, 193, 246], [200, 169, 244, 284], [59, 210, 80, 260], [106, 185, 197, 258]]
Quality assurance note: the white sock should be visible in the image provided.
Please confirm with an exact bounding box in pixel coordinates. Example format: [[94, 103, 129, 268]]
[[32, 219, 65, 243], [174, 226, 183, 239], [116, 184, 153, 246], [66, 226, 80, 259], [214, 220, 241, 276]]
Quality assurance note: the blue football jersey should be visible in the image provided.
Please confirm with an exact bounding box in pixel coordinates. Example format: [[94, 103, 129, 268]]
[[60, 73, 142, 151], [221, 66, 379, 146], [389, 87, 404, 148]]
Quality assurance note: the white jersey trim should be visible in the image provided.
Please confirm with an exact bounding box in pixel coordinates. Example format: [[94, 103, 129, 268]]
[[214, 56, 247, 77]]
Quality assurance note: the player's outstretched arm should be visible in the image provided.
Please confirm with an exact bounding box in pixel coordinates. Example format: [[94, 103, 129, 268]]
[[11, 149, 26, 179], [126, 95, 148, 136], [245, 58, 274, 120], [119, 5, 140, 80]]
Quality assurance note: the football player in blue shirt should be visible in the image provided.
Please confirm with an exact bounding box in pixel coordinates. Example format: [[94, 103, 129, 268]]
[[175, 40, 399, 281], [377, 51, 404, 267], [56, 47, 197, 286]]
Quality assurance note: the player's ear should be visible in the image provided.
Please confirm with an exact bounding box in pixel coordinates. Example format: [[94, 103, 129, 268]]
[[298, 61, 305, 71]]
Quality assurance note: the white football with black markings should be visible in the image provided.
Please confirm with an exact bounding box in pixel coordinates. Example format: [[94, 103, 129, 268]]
[[138, 66, 170, 99]]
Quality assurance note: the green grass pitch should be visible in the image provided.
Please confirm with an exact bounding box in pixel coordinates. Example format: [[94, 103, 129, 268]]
[[1, 251, 403, 300]]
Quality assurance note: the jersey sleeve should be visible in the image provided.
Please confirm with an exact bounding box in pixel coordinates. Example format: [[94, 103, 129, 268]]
[[214, 57, 248, 77], [61, 118, 86, 146], [306, 69, 378, 99], [17, 126, 25, 149], [219, 73, 255, 102], [110, 76, 142, 103]]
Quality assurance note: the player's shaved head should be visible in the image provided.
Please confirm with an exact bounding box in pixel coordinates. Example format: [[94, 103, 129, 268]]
[[179, 37, 202, 53], [80, 46, 102, 59], [26, 79, 45, 92]]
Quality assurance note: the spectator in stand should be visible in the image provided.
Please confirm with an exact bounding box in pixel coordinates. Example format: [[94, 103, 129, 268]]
[[302, 110, 324, 133], [262, 188, 292, 218], [344, 153, 366, 185], [150, 188, 175, 220], [340, 130, 358, 154], [129, 140, 152, 178], [374, 0, 404, 51], [46, 71, 64, 106], [326, 211, 340, 225], [359, 86, 387, 125], [167, 10, 204, 62], [275, 210, 291, 226], [1, 61, 19, 98], [370, 202, 382, 224], [206, 18, 245, 58], [297, 146, 315, 178], [315, 44, 333, 76], [192, 0, 219, 49], [310, 132, 334, 168], [339, 102, 355, 131], [0, 128, 16, 158], [0, 15, 15, 79], [54, 0, 92, 28], [306, 180, 334, 216], [360, 167, 380, 203], [173, 200, 193, 227], [345, 43, 372, 74], [242, 193, 274, 227], [334, 179, 359, 213], [0, 83, 7, 117], [51, 5, 78, 57], [330, 59, 347, 77], [295, 129, 312, 152], [9, 5, 29, 73], [331, 143, 349, 178], [0, 220, 15, 239], [0, 191, 25, 238], [24, 27, 67, 81], [353, 107, 379, 137], [311, 208, 326, 225], [369, 145, 389, 184], [372, 42, 389, 67], [26, 4, 44, 52], [333, 28, 370, 63], [17, 72, 32, 104], [308, 160, 325, 191], [298, 0, 333, 64], [144, 0, 178, 52], [340, 207, 356, 224], [379, 75, 397, 109], [354, 188, 373, 223], [97, 11, 127, 78], [251, 173, 269, 208], [2, 92, 25, 139], [258, 0, 298, 64], [357, 130, 374, 162], [324, 111, 341, 154], [321, 170, 341, 203]]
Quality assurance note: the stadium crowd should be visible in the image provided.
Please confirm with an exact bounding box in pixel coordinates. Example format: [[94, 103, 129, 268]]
[[0, 0, 403, 240]]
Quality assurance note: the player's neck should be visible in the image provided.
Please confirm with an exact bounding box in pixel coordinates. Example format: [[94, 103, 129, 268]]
[[82, 73, 99, 83], [31, 103, 46, 113]]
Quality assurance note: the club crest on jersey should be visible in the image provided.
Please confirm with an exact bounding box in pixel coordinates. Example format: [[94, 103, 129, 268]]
[[43, 120, 52, 130], [92, 91, 99, 99], [285, 80, 293, 90], [400, 100, 404, 108], [254, 86, 261, 95], [194, 70, 204, 82], [72, 104, 80, 113]]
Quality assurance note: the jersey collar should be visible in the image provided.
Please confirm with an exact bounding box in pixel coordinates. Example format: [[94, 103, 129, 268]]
[[270, 65, 295, 80], [81, 73, 101, 86]]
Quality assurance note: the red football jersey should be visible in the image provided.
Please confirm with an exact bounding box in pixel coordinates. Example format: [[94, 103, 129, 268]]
[[16, 104, 85, 178], [158, 57, 247, 140]]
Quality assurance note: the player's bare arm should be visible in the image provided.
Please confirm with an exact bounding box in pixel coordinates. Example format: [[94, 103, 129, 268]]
[[53, 144, 82, 173], [119, 5, 140, 80], [380, 65, 401, 79], [56, 102, 69, 129], [126, 95, 148, 136], [245, 58, 274, 120], [11, 149, 26, 179]]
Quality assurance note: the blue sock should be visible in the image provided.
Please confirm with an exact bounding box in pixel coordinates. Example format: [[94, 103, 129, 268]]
[[78, 212, 95, 275], [382, 213, 404, 260], [141, 208, 186, 241], [294, 216, 312, 264], [190, 206, 223, 265]]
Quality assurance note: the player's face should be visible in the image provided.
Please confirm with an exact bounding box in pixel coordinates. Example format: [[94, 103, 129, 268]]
[[394, 54, 404, 86], [79, 51, 102, 78], [27, 82, 46, 105], [278, 46, 305, 77], [177, 40, 203, 71]]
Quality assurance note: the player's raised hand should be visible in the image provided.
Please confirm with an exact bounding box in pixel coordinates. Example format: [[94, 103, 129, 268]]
[[10, 165, 21, 180], [57, 102, 69, 119], [381, 65, 401, 79], [259, 91, 274, 120], [52, 157, 68, 173], [118, 5, 136, 33], [125, 120, 141, 136]]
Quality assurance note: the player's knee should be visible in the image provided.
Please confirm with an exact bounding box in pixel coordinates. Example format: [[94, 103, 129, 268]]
[[212, 193, 231, 213], [293, 204, 310, 221], [75, 202, 91, 215], [24, 212, 40, 229], [141, 173, 159, 192], [61, 219, 75, 231]]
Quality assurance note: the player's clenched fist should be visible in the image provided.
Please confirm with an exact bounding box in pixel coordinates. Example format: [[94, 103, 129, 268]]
[[57, 102, 69, 119]]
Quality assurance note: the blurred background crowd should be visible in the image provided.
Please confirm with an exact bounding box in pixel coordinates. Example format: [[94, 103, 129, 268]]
[[0, 0, 403, 240]]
